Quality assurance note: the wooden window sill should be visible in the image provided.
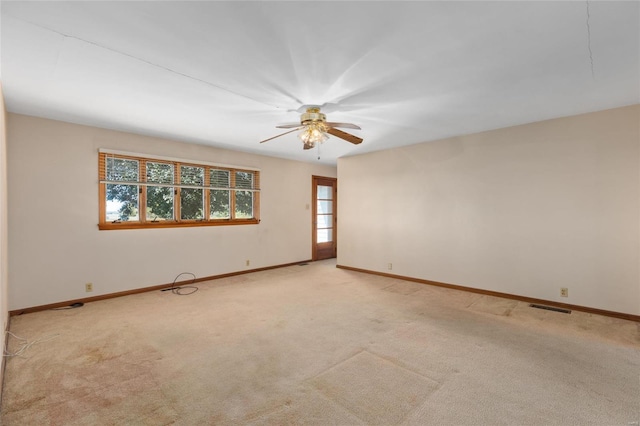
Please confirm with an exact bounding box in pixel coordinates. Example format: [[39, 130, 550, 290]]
[[99, 219, 259, 230]]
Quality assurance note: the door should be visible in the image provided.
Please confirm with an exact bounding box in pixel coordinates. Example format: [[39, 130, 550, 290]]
[[312, 176, 337, 260]]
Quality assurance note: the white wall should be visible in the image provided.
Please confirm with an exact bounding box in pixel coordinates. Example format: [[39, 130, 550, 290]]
[[7, 114, 336, 311], [338, 105, 640, 316]]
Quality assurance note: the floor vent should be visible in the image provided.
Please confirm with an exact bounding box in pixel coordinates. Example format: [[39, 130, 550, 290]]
[[298, 263, 309, 266], [529, 304, 571, 314]]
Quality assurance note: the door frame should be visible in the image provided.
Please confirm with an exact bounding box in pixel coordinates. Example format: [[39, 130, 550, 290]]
[[312, 175, 337, 261]]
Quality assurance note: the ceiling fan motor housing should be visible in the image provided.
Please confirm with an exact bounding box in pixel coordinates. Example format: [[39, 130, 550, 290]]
[[300, 107, 326, 125]]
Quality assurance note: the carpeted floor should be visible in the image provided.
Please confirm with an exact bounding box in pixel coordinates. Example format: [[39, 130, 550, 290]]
[[2, 259, 639, 425]]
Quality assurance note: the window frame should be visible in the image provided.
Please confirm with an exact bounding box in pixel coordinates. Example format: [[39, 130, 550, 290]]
[[99, 151, 260, 230]]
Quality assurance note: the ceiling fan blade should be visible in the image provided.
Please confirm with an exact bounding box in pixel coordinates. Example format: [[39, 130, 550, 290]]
[[259, 127, 302, 143], [326, 127, 363, 145], [326, 122, 361, 130], [276, 123, 302, 129]]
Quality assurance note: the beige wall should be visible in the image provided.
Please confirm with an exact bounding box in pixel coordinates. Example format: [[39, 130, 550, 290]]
[[0, 84, 8, 389], [7, 114, 336, 311], [338, 105, 640, 315]]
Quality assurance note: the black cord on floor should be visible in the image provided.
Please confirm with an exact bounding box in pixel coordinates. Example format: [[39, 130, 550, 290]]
[[162, 272, 198, 295], [51, 302, 84, 311]]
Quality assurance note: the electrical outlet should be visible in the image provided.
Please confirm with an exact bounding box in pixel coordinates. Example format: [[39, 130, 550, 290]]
[[560, 287, 568, 297], [387, 263, 392, 270], [246, 259, 250, 267], [85, 283, 93, 292]]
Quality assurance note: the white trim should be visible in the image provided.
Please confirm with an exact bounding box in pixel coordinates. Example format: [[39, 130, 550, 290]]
[[99, 148, 260, 172]]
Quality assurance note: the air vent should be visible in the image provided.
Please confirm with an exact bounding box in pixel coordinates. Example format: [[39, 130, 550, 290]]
[[529, 304, 571, 314]]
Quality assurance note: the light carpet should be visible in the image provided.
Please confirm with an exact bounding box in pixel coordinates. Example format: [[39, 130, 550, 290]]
[[1, 260, 639, 425]]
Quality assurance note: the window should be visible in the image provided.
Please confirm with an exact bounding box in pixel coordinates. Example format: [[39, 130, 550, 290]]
[[180, 165, 205, 220], [99, 151, 260, 230], [235, 171, 255, 219], [210, 169, 230, 219], [146, 161, 174, 221]]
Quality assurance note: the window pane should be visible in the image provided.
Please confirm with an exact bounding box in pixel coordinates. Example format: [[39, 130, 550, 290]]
[[210, 189, 230, 219], [210, 169, 230, 188], [235, 190, 253, 218], [147, 186, 174, 220], [147, 162, 174, 184], [317, 214, 332, 228], [317, 228, 333, 243], [317, 185, 332, 200], [106, 158, 138, 182], [106, 184, 139, 221], [235, 171, 253, 189], [317, 200, 332, 214], [181, 189, 203, 219], [104, 157, 139, 221], [181, 165, 204, 186], [146, 162, 174, 221], [180, 165, 204, 220]]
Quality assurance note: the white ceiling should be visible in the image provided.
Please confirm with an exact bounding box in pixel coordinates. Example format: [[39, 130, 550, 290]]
[[1, 1, 638, 165]]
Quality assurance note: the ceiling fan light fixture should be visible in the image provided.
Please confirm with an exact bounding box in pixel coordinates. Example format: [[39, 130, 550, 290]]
[[298, 123, 328, 147]]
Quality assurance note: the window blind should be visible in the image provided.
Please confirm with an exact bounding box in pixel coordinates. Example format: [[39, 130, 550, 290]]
[[99, 153, 260, 191]]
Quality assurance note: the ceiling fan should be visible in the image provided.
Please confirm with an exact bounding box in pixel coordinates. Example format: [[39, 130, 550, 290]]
[[260, 107, 363, 150]]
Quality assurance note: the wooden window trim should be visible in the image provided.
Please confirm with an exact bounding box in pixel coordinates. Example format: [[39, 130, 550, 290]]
[[99, 152, 260, 230], [98, 219, 259, 230]]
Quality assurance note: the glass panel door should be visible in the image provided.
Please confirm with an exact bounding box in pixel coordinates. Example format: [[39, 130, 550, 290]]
[[312, 177, 337, 260], [317, 185, 333, 243]]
